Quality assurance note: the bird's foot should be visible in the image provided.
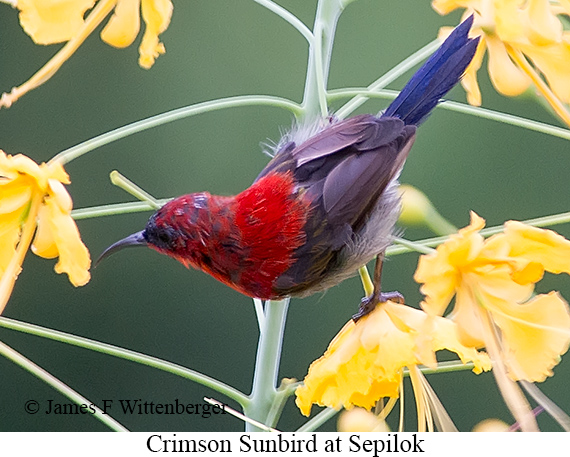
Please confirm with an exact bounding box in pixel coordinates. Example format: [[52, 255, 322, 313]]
[[352, 291, 405, 323]]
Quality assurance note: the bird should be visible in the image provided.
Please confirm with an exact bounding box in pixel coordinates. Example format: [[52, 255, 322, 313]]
[[98, 16, 479, 320]]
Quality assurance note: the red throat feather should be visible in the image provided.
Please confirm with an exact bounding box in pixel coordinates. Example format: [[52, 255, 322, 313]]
[[232, 171, 310, 298]]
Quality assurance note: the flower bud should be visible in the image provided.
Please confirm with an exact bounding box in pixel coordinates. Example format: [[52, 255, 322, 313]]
[[398, 185, 434, 226], [337, 408, 390, 432], [472, 418, 510, 432], [398, 184, 457, 235]]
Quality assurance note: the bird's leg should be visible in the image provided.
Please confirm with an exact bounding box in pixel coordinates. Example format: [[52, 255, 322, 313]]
[[352, 252, 404, 322]]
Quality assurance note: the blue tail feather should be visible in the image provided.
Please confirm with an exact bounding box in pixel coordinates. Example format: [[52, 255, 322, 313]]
[[382, 15, 479, 126]]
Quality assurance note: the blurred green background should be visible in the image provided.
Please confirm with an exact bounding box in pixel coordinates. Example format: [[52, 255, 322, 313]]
[[1, 0, 569, 432]]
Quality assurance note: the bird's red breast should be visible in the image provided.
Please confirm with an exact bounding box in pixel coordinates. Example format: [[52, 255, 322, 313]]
[[147, 171, 311, 299]]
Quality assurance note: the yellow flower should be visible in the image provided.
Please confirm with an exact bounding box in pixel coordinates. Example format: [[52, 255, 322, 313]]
[[432, 0, 570, 126], [414, 212, 570, 431], [0, 151, 90, 313], [1, 0, 173, 108], [295, 300, 491, 431], [415, 212, 570, 381]]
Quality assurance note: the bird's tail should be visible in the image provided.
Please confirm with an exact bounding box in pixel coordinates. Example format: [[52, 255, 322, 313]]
[[382, 15, 479, 126]]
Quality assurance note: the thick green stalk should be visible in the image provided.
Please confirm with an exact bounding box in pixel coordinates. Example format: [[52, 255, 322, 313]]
[[244, 299, 289, 432], [241, 0, 345, 433], [300, 0, 345, 121]]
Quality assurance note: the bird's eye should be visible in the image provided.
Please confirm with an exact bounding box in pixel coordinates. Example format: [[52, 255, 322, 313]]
[[159, 232, 171, 243]]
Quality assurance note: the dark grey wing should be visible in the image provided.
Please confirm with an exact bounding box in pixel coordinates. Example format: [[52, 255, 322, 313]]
[[255, 114, 409, 182], [261, 115, 416, 296], [293, 115, 415, 230]]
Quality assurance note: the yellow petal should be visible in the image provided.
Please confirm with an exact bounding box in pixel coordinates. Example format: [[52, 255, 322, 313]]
[[415, 212, 486, 315], [296, 301, 490, 417], [559, 0, 570, 16], [0, 179, 33, 215], [2, 153, 46, 187], [449, 280, 487, 347], [0, 210, 22, 275], [0, 151, 21, 181], [520, 38, 570, 103], [504, 221, 570, 275], [525, 0, 562, 46], [428, 311, 492, 373], [385, 302, 492, 373], [101, 0, 141, 48], [494, 0, 527, 42], [462, 35, 486, 106], [478, 232, 544, 284], [138, 0, 173, 69], [486, 35, 531, 97], [32, 195, 91, 286], [32, 203, 59, 259], [415, 252, 457, 315], [17, 0, 96, 45], [431, 0, 476, 15], [295, 305, 414, 416], [44, 161, 70, 185], [476, 264, 535, 303], [488, 292, 570, 382], [479, 232, 511, 258], [47, 179, 73, 212]]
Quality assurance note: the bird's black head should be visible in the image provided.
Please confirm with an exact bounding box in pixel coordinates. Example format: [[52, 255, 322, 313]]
[[141, 212, 181, 252]]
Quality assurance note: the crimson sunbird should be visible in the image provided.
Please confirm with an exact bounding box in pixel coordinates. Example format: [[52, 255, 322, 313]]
[[99, 17, 479, 319]]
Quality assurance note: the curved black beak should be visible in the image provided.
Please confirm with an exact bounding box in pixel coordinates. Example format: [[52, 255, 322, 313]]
[[95, 231, 147, 267]]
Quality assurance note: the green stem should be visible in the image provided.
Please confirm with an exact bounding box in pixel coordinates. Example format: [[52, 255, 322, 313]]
[[110, 170, 161, 209], [49, 95, 302, 165], [244, 298, 289, 431], [252, 0, 313, 43], [0, 340, 128, 432], [300, 0, 344, 121], [240, 1, 346, 432], [296, 407, 339, 432], [334, 39, 440, 119], [71, 200, 171, 220], [392, 237, 436, 255], [0, 317, 249, 407], [329, 88, 570, 141], [265, 386, 293, 428], [412, 360, 475, 376], [439, 99, 570, 140]]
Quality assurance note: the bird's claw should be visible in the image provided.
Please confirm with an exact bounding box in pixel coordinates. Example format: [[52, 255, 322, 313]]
[[352, 291, 405, 322]]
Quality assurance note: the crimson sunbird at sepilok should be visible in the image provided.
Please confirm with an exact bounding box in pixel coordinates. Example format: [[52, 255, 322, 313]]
[[99, 17, 479, 320]]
